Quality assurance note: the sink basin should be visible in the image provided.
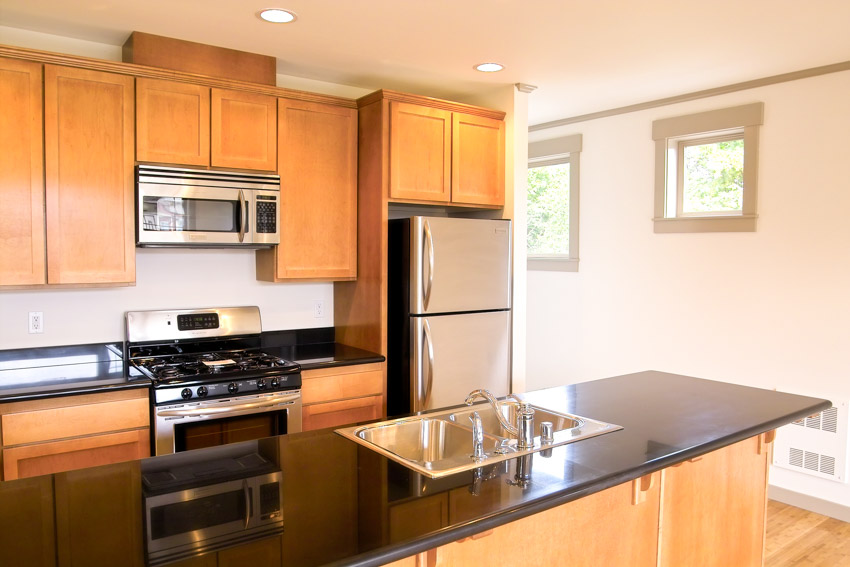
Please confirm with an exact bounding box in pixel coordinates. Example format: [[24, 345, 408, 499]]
[[336, 401, 622, 478]]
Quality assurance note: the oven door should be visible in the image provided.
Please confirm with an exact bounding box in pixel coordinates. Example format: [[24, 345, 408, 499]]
[[155, 391, 302, 456], [137, 183, 256, 246]]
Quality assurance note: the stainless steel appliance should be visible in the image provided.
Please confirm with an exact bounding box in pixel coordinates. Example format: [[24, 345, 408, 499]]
[[142, 443, 283, 565], [387, 216, 512, 416], [136, 165, 280, 248], [125, 306, 302, 456]]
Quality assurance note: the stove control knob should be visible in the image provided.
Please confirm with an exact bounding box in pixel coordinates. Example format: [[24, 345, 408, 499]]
[[228, 382, 239, 394], [181, 388, 193, 400], [270, 378, 280, 389], [257, 378, 267, 390], [197, 386, 208, 398]]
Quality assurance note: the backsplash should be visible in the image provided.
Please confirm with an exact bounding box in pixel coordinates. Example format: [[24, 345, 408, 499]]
[[0, 248, 334, 349]]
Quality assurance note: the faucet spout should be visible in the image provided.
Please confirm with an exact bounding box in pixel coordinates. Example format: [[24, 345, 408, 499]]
[[464, 389, 519, 437]]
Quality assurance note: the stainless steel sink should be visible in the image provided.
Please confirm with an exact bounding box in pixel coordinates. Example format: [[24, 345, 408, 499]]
[[336, 402, 622, 478]]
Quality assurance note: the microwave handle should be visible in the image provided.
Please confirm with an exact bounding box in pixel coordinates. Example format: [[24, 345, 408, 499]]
[[238, 189, 247, 243]]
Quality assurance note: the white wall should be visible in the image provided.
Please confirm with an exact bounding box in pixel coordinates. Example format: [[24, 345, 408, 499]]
[[526, 70, 850, 507], [0, 28, 374, 349]]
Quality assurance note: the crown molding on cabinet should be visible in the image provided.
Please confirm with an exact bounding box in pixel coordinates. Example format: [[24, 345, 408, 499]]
[[357, 89, 506, 121], [0, 44, 357, 109]]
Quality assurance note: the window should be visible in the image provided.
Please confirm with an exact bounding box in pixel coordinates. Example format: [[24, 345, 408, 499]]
[[652, 102, 763, 232], [527, 134, 581, 271]]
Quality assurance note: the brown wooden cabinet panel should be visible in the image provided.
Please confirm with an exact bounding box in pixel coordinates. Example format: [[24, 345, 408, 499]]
[[55, 461, 144, 567], [301, 363, 383, 405], [211, 88, 276, 171], [659, 436, 769, 567], [451, 112, 505, 206], [256, 99, 357, 281], [44, 65, 135, 285], [389, 101, 451, 203], [136, 78, 210, 166], [302, 395, 383, 431], [0, 475, 55, 567], [389, 493, 449, 544], [218, 535, 282, 567], [3, 429, 150, 481], [0, 57, 45, 286]]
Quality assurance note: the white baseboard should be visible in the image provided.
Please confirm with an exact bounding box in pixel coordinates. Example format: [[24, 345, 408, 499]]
[[769, 485, 850, 522]]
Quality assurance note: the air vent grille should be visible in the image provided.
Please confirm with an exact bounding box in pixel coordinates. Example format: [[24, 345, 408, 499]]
[[774, 401, 848, 483]]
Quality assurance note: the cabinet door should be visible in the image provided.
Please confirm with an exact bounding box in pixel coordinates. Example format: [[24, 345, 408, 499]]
[[389, 101, 451, 203], [136, 78, 210, 166], [389, 493, 449, 543], [660, 437, 768, 567], [258, 99, 356, 280], [302, 395, 383, 431], [0, 475, 55, 567], [44, 65, 135, 285], [211, 88, 276, 171], [451, 112, 505, 206], [55, 462, 144, 567], [0, 57, 45, 286], [3, 429, 150, 481]]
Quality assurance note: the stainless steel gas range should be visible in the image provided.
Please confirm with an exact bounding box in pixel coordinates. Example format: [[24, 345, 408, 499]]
[[125, 306, 302, 456]]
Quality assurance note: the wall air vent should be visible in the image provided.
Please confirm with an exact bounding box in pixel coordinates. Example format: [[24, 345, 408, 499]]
[[774, 401, 848, 483]]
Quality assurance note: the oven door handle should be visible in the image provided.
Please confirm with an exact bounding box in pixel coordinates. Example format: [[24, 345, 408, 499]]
[[157, 394, 300, 417], [243, 479, 251, 530]]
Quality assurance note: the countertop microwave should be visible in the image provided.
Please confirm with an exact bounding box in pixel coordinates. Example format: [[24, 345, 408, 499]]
[[136, 165, 280, 248]]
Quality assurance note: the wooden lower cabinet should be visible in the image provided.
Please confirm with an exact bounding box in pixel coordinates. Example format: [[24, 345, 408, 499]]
[[0, 475, 55, 567], [388, 436, 771, 567], [389, 493, 449, 544], [301, 363, 384, 431], [0, 389, 151, 481]]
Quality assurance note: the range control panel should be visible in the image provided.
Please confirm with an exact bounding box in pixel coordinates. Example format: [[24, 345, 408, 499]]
[[177, 313, 220, 331]]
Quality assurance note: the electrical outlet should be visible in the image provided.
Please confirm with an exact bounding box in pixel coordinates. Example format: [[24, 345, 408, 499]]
[[29, 311, 44, 334], [313, 301, 324, 318]]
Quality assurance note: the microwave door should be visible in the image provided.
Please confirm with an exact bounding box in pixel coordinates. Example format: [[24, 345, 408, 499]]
[[137, 185, 247, 246]]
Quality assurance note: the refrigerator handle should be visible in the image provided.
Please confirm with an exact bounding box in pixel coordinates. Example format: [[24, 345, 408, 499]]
[[422, 319, 434, 410], [423, 220, 434, 311]]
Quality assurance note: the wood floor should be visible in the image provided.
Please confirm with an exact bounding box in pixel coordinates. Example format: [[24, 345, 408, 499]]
[[766, 500, 850, 566]]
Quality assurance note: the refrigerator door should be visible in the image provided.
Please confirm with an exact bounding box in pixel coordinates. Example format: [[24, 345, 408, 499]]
[[410, 217, 511, 315], [411, 311, 510, 412]]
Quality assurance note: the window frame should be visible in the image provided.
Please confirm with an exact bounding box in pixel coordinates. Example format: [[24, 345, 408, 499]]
[[527, 133, 582, 272], [652, 102, 763, 233]]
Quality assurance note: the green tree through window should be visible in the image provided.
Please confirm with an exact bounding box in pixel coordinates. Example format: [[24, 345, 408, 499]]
[[527, 162, 570, 254], [682, 139, 744, 213]]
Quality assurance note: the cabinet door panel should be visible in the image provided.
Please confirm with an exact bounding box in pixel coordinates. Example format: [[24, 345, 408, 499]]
[[44, 65, 135, 284], [301, 366, 383, 404], [302, 395, 382, 431], [0, 57, 45, 286], [211, 89, 276, 171], [218, 535, 281, 567], [660, 437, 768, 567], [271, 99, 356, 279], [136, 78, 210, 166], [451, 112, 505, 206], [0, 475, 55, 567], [389, 101, 451, 202]]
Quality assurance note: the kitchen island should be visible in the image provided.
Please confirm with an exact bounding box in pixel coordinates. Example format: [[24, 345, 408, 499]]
[[0, 371, 829, 567]]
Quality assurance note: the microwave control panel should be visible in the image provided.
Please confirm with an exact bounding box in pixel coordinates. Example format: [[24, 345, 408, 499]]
[[256, 195, 277, 234]]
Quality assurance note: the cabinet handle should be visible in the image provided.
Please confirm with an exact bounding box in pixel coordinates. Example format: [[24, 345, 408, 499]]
[[631, 472, 656, 505], [415, 548, 439, 567], [759, 430, 776, 455]]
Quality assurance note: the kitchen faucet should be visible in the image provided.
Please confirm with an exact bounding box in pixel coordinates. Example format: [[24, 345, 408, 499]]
[[464, 389, 535, 449]]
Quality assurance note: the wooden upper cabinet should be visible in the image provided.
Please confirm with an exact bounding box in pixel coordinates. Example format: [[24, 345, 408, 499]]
[[389, 101, 451, 203], [0, 57, 45, 286], [451, 112, 505, 207], [257, 99, 357, 281], [136, 78, 210, 166], [44, 65, 135, 285], [211, 88, 276, 171]]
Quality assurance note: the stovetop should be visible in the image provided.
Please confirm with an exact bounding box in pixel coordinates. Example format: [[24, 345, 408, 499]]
[[132, 349, 300, 384]]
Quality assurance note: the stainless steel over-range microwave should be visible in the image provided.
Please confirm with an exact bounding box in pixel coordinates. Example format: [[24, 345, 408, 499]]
[[136, 165, 280, 248]]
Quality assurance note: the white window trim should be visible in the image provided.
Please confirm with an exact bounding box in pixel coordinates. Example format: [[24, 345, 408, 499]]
[[652, 102, 763, 233], [527, 133, 582, 272]]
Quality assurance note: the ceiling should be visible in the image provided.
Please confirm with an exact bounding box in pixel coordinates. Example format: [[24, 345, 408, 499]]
[[1, 0, 849, 126]]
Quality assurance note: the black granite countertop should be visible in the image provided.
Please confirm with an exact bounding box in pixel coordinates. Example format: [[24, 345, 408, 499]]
[[0, 371, 829, 567], [0, 330, 384, 403]]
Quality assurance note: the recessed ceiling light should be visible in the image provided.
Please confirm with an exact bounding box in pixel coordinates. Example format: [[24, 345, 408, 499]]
[[475, 62, 504, 73], [258, 8, 297, 23]]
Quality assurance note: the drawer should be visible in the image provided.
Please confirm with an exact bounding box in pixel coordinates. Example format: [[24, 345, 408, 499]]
[[2, 397, 149, 446], [302, 395, 383, 431], [302, 364, 383, 405]]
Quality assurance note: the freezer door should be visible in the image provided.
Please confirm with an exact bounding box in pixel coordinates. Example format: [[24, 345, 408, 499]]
[[411, 311, 510, 412], [410, 217, 511, 314]]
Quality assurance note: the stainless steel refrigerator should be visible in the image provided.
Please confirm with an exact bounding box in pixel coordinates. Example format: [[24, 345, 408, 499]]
[[388, 216, 512, 416]]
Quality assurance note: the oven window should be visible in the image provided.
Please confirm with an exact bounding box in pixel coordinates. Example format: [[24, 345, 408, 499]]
[[149, 489, 245, 540], [175, 412, 288, 452], [142, 196, 240, 232]]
